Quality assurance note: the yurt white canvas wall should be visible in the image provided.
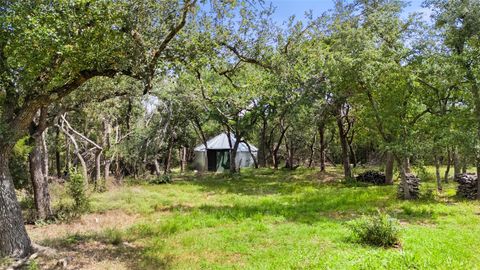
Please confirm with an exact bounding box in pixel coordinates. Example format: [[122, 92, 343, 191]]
[[192, 133, 258, 172]]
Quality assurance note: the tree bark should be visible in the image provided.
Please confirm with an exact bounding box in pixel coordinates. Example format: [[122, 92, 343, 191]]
[[444, 148, 451, 183], [154, 159, 161, 176], [55, 127, 62, 178], [65, 136, 70, 176], [94, 149, 102, 187], [0, 147, 33, 258], [180, 146, 187, 173], [272, 124, 288, 170], [29, 135, 53, 220], [229, 140, 241, 173], [453, 147, 460, 178], [336, 104, 352, 179], [244, 141, 258, 168], [308, 133, 316, 168], [404, 157, 411, 173], [163, 139, 173, 174], [385, 152, 394, 185], [258, 117, 268, 167], [319, 123, 326, 172], [434, 154, 443, 192], [397, 156, 411, 200]]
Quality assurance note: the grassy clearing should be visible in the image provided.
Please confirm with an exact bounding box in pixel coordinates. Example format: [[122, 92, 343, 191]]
[[31, 167, 480, 269]]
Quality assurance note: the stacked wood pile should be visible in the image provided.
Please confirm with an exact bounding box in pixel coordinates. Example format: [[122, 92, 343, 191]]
[[455, 173, 478, 199], [397, 173, 420, 199], [356, 170, 386, 184]]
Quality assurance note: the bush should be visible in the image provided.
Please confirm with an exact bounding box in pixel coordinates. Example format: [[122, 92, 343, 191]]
[[150, 174, 172, 185], [103, 228, 124, 245], [348, 213, 400, 247], [67, 169, 90, 214]]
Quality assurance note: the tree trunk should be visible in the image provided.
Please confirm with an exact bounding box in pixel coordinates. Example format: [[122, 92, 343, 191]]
[[319, 124, 326, 172], [258, 117, 268, 167], [244, 141, 258, 169], [229, 140, 241, 173], [336, 105, 352, 179], [94, 149, 102, 188], [55, 127, 62, 178], [404, 157, 411, 173], [349, 143, 357, 168], [308, 133, 316, 168], [65, 137, 70, 176], [397, 156, 411, 200], [444, 148, 451, 183], [385, 152, 394, 185], [41, 129, 49, 183], [434, 154, 443, 192], [0, 147, 33, 258], [58, 123, 88, 185], [272, 124, 288, 170], [180, 147, 187, 173], [104, 159, 111, 180], [453, 147, 460, 178], [163, 140, 173, 174], [29, 135, 52, 220], [154, 159, 161, 176]]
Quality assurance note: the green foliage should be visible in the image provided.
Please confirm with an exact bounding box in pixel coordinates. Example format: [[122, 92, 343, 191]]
[[27, 260, 40, 270], [150, 174, 172, 185], [348, 212, 401, 247], [10, 137, 32, 189], [103, 228, 124, 246], [67, 169, 90, 214]]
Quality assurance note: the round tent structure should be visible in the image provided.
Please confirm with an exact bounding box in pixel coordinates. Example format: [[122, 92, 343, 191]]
[[192, 133, 258, 172]]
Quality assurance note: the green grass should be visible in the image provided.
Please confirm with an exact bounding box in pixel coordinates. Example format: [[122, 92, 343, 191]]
[[61, 167, 480, 269]]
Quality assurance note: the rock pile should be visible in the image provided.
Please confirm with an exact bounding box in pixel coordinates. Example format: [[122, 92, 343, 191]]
[[455, 173, 478, 199], [397, 173, 420, 199], [356, 170, 386, 185]]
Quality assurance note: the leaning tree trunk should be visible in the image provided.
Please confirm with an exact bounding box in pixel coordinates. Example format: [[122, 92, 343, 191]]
[[385, 152, 394, 185], [0, 147, 33, 258], [29, 135, 52, 220]]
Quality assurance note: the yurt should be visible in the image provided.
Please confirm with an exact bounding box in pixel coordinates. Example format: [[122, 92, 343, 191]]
[[192, 133, 258, 172]]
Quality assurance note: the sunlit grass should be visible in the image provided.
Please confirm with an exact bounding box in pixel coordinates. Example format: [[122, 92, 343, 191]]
[[64, 167, 480, 269]]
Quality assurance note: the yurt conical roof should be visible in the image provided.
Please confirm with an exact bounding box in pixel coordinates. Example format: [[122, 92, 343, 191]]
[[194, 133, 258, 152]]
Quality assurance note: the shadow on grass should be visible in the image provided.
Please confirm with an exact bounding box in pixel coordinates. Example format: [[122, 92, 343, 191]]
[[181, 168, 352, 196], [40, 232, 171, 270], [172, 168, 450, 225]]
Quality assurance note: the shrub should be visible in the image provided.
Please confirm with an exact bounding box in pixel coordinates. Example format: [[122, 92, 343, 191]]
[[67, 169, 90, 214], [348, 213, 400, 247], [150, 174, 172, 185], [103, 228, 124, 245]]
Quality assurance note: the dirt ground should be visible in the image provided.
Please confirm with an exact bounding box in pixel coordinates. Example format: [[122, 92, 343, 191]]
[[23, 210, 143, 270]]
